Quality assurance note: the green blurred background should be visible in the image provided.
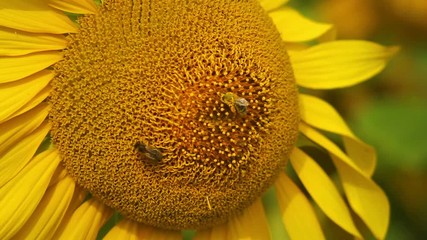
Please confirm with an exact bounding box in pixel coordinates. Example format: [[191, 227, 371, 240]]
[[290, 0, 427, 239]]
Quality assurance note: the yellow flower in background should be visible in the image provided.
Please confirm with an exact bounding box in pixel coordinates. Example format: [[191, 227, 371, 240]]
[[0, 0, 397, 239], [317, 0, 379, 39]]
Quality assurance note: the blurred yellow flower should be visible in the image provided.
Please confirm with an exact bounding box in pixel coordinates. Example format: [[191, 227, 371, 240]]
[[388, 0, 427, 29], [318, 0, 379, 39], [0, 0, 397, 239]]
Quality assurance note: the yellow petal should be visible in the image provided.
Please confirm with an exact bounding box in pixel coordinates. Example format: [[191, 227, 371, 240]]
[[0, 122, 51, 187], [299, 123, 364, 176], [195, 200, 271, 239], [317, 27, 337, 42], [52, 198, 114, 240], [145, 228, 182, 240], [104, 219, 182, 240], [0, 149, 61, 240], [259, 0, 289, 12], [51, 186, 88, 239], [2, 85, 51, 123], [284, 42, 310, 52], [332, 156, 389, 239], [103, 219, 139, 240], [0, 0, 77, 34], [0, 70, 52, 122], [299, 94, 376, 176], [275, 172, 325, 240], [289, 41, 399, 89], [0, 26, 67, 56], [0, 52, 61, 83], [11, 176, 75, 240], [299, 123, 390, 239], [49, 164, 70, 187], [49, 0, 98, 14], [269, 8, 332, 42], [0, 103, 49, 155], [290, 148, 361, 238]]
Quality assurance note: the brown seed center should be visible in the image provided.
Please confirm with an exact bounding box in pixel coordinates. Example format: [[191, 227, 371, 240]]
[[49, 0, 299, 230]]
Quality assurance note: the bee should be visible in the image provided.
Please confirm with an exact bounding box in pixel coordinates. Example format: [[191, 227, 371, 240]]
[[134, 141, 163, 163], [233, 96, 249, 115], [221, 92, 249, 115]]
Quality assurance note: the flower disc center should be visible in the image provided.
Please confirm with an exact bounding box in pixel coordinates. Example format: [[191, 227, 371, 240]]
[[49, 0, 299, 230]]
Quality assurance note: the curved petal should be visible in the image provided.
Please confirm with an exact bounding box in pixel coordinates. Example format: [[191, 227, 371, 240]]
[[52, 198, 113, 240], [289, 41, 399, 89], [103, 219, 140, 240], [0, 121, 51, 187], [290, 148, 361, 238], [269, 8, 332, 42], [0, 51, 61, 83], [2, 85, 51, 123], [0, 26, 67, 56], [195, 200, 271, 240], [259, 0, 289, 12], [331, 156, 389, 240], [299, 123, 389, 239], [275, 172, 325, 240], [49, 0, 98, 15], [51, 186, 88, 239], [11, 176, 75, 240], [0, 0, 77, 34], [0, 103, 49, 155], [0, 149, 61, 240], [0, 70, 52, 122], [299, 123, 364, 176], [299, 94, 376, 176], [49, 164, 70, 187], [317, 27, 337, 42], [104, 219, 182, 240]]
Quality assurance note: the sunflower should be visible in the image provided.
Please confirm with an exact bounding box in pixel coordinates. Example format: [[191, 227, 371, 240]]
[[0, 0, 397, 239]]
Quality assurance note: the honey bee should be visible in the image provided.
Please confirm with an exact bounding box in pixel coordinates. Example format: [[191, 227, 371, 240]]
[[135, 141, 163, 163], [221, 92, 249, 115], [234, 96, 249, 115]]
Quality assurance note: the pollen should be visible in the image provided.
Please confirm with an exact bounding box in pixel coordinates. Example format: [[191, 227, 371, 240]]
[[49, 0, 299, 230]]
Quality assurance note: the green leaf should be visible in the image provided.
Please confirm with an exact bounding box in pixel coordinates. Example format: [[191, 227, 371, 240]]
[[352, 98, 427, 169]]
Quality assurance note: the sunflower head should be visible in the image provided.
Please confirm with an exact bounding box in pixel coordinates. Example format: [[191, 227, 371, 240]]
[[49, 0, 299, 230], [1, 0, 398, 239]]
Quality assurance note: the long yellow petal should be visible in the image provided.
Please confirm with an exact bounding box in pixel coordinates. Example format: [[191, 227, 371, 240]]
[[103, 219, 139, 240], [289, 40, 398, 89], [49, 0, 98, 14], [299, 123, 366, 176], [52, 198, 113, 240], [49, 164, 70, 187], [275, 172, 325, 240], [0, 122, 51, 187], [11, 176, 75, 240], [0, 103, 49, 155], [269, 8, 332, 42], [0, 0, 77, 34], [0, 52, 61, 83], [332, 156, 389, 239], [51, 186, 88, 239], [104, 219, 182, 240], [0, 70, 52, 122], [0, 26, 67, 56], [290, 148, 361, 238], [0, 149, 61, 240], [259, 0, 289, 12], [299, 123, 389, 239], [299, 94, 376, 176], [2, 85, 51, 123], [195, 200, 271, 240]]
